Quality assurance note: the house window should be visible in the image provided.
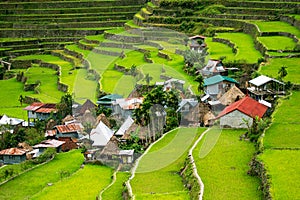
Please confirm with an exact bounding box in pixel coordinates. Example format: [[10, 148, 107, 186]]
[[182, 105, 190, 112]]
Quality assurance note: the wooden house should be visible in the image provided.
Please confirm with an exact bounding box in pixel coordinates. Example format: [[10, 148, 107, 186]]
[[0, 148, 26, 164], [45, 123, 83, 139], [24, 102, 57, 122], [215, 96, 268, 128], [189, 35, 206, 52], [113, 97, 143, 120], [200, 59, 226, 77], [204, 75, 238, 99], [176, 99, 199, 126], [247, 75, 285, 101], [32, 139, 65, 155]]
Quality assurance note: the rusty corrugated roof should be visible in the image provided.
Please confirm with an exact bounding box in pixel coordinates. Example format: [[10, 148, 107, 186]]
[[35, 104, 57, 113], [33, 139, 65, 148], [24, 102, 44, 111], [55, 123, 82, 134], [0, 148, 26, 155], [45, 129, 57, 137]]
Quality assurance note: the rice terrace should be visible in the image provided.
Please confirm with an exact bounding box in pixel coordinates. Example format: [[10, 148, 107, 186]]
[[0, 0, 299, 200]]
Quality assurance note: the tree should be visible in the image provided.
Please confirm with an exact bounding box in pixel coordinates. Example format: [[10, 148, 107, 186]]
[[129, 64, 138, 77], [144, 73, 152, 87], [56, 93, 73, 122], [19, 95, 24, 106], [278, 66, 288, 80], [195, 74, 204, 92]]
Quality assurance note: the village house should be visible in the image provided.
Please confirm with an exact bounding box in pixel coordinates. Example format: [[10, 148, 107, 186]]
[[31, 139, 65, 157], [24, 102, 57, 123], [204, 75, 238, 99], [115, 116, 134, 137], [113, 97, 143, 120], [176, 99, 199, 126], [247, 75, 285, 101], [218, 85, 245, 106], [155, 78, 185, 92], [72, 99, 97, 117], [189, 35, 206, 52], [0, 148, 27, 164], [97, 94, 122, 108], [82, 121, 113, 148], [215, 96, 268, 129], [45, 123, 83, 138], [200, 59, 226, 77]]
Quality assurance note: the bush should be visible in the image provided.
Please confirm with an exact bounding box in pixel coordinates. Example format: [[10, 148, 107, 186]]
[[32, 148, 56, 164]]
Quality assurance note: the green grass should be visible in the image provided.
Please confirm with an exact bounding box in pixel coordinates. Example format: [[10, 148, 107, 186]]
[[0, 150, 84, 200], [102, 171, 130, 200], [257, 36, 297, 51], [14, 54, 77, 93], [131, 128, 206, 199], [194, 128, 262, 199], [112, 75, 135, 97], [0, 78, 32, 119], [205, 37, 236, 61], [31, 165, 113, 200], [85, 34, 105, 43], [24, 65, 64, 102], [215, 32, 263, 63], [115, 50, 146, 68], [259, 149, 300, 200], [251, 21, 300, 38], [258, 57, 300, 84], [73, 69, 98, 104], [264, 91, 300, 149]]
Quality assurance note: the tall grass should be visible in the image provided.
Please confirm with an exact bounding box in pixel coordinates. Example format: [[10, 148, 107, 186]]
[[193, 129, 262, 199], [0, 150, 84, 200]]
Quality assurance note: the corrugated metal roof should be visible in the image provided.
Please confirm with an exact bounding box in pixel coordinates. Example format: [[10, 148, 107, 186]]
[[35, 103, 57, 113], [24, 102, 44, 111], [0, 115, 24, 125], [115, 116, 134, 136], [55, 123, 82, 134], [249, 75, 284, 87], [82, 121, 113, 147], [115, 97, 144, 110], [0, 148, 26, 155], [45, 129, 57, 137], [33, 139, 65, 148], [216, 96, 268, 119], [204, 75, 238, 86]]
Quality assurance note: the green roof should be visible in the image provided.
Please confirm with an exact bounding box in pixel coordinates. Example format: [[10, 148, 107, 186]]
[[204, 75, 238, 86], [97, 94, 122, 104]]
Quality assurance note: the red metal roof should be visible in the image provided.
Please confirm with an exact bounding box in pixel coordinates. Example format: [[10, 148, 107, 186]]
[[0, 148, 26, 155], [55, 123, 82, 134], [24, 102, 44, 111], [216, 96, 268, 119], [35, 104, 57, 113]]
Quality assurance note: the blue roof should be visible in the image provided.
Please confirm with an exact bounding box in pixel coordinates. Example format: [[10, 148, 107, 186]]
[[97, 94, 122, 104], [204, 75, 238, 86]]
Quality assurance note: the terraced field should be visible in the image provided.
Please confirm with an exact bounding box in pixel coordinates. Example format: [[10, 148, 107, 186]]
[[193, 129, 262, 199], [0, 0, 300, 199], [130, 128, 205, 199]]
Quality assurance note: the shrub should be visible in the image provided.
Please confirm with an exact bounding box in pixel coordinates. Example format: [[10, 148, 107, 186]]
[[32, 148, 56, 164]]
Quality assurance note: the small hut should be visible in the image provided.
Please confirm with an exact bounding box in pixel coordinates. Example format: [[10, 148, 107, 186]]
[[218, 85, 245, 106], [203, 111, 215, 127]]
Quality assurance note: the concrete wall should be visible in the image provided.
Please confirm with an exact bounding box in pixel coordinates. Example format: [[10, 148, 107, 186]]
[[220, 110, 252, 128]]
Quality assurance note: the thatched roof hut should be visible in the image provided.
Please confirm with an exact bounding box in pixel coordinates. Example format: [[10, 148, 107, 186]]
[[100, 136, 120, 157], [203, 111, 215, 127], [96, 113, 111, 128], [218, 85, 245, 106]]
